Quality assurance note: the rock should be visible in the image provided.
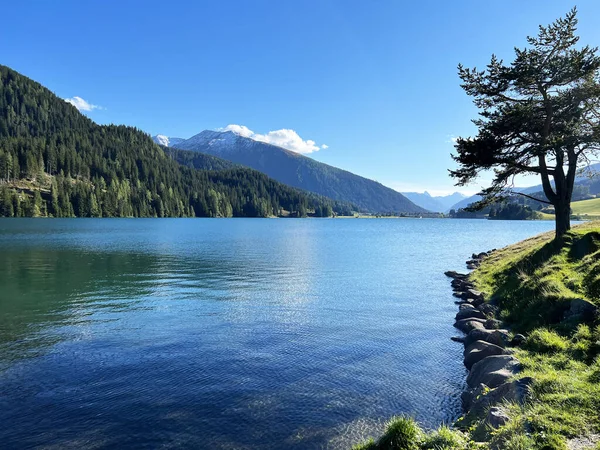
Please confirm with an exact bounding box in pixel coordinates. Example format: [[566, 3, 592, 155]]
[[456, 308, 487, 321], [511, 334, 526, 347], [457, 289, 485, 307], [464, 340, 508, 370], [451, 336, 466, 343], [478, 303, 498, 317], [459, 303, 476, 310], [445, 271, 469, 279], [466, 289, 484, 300], [467, 377, 533, 416], [464, 329, 511, 348], [454, 318, 487, 333], [566, 434, 600, 450], [458, 290, 485, 307], [487, 406, 510, 429], [563, 298, 598, 323], [485, 319, 504, 330], [452, 279, 474, 290], [461, 383, 487, 412], [467, 355, 521, 388], [453, 292, 465, 298]]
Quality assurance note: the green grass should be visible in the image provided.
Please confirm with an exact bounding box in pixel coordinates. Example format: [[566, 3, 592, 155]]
[[572, 198, 600, 216], [467, 222, 600, 448], [352, 417, 473, 450]]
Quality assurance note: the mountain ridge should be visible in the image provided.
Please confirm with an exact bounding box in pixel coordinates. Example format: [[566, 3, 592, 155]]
[[160, 130, 426, 214], [0, 65, 354, 218]]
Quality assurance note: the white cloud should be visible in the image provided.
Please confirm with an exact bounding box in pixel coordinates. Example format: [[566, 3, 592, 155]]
[[222, 124, 254, 138], [221, 124, 326, 154], [64, 96, 103, 112], [445, 135, 458, 144]]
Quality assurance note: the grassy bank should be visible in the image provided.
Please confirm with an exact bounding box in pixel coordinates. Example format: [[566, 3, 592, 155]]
[[354, 222, 600, 450], [571, 198, 600, 221]]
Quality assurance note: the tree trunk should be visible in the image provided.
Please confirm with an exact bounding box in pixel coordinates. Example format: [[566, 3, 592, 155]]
[[554, 199, 571, 239]]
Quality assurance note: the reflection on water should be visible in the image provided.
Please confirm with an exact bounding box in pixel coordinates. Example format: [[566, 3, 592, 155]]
[[0, 218, 556, 449]]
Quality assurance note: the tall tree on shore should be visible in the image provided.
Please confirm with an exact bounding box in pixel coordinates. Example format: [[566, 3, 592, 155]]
[[451, 8, 600, 238]]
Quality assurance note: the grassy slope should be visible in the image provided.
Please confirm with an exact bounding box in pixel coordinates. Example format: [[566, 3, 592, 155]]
[[468, 222, 600, 449], [354, 222, 600, 450], [572, 198, 600, 220]]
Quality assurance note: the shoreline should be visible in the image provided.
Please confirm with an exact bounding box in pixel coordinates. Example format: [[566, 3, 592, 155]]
[[445, 253, 528, 437], [355, 222, 600, 449]]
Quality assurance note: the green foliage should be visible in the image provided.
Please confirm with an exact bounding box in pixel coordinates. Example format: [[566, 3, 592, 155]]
[[174, 132, 425, 215], [377, 417, 421, 450], [451, 8, 600, 237], [0, 64, 353, 218]]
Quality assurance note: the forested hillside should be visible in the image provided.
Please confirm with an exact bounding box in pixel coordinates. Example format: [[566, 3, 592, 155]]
[[0, 65, 353, 218], [171, 130, 426, 214]]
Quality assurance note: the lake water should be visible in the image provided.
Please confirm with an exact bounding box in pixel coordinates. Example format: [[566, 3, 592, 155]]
[[0, 218, 556, 449]]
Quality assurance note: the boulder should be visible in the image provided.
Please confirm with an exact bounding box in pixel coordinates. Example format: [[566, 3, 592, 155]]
[[468, 377, 533, 416], [451, 336, 466, 343], [464, 329, 511, 348], [563, 298, 598, 323], [456, 308, 487, 321], [461, 383, 487, 412], [466, 289, 485, 300], [485, 319, 504, 330], [452, 279, 474, 290], [478, 303, 498, 317], [445, 271, 469, 279], [487, 407, 510, 429], [511, 334, 526, 347], [455, 318, 487, 333], [459, 291, 485, 307], [467, 355, 521, 388], [459, 303, 476, 311], [464, 340, 508, 370]]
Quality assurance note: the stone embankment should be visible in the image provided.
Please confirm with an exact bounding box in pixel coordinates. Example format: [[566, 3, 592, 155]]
[[445, 251, 531, 430]]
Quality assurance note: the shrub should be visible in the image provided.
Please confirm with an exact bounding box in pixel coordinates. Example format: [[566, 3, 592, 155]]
[[377, 416, 421, 450]]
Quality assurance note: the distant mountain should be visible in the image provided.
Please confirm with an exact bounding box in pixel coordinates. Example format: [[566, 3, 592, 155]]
[[402, 191, 467, 212], [401, 192, 445, 212], [436, 192, 468, 210], [152, 135, 185, 148], [165, 130, 426, 214], [449, 194, 483, 212], [446, 164, 600, 212]]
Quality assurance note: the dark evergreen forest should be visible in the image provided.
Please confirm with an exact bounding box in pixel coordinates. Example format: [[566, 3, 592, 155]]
[[0, 65, 354, 218]]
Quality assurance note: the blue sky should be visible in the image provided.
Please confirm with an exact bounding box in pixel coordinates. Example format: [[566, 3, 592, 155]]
[[2, 1, 599, 195]]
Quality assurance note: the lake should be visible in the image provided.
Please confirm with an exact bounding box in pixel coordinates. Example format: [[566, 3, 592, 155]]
[[0, 218, 556, 449]]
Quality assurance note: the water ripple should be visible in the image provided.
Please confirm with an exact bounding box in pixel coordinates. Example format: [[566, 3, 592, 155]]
[[0, 218, 556, 448]]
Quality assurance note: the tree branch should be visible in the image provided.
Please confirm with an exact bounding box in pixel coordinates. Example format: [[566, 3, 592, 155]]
[[511, 191, 553, 205]]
